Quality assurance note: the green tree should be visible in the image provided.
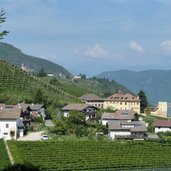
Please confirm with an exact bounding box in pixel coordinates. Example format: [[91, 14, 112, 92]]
[[0, 9, 9, 39], [67, 111, 86, 126], [52, 119, 67, 135], [138, 90, 148, 113], [34, 89, 44, 104], [144, 106, 151, 115], [37, 68, 47, 77]]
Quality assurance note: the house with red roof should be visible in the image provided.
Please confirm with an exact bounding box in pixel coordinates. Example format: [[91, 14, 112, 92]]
[[104, 93, 140, 113], [154, 120, 171, 133]]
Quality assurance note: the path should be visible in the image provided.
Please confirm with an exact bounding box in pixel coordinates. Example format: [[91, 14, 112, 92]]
[[4, 140, 14, 165], [17, 131, 45, 141]]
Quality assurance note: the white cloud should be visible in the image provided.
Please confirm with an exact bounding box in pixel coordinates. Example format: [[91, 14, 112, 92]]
[[129, 41, 144, 52], [160, 40, 171, 53], [84, 44, 108, 58]]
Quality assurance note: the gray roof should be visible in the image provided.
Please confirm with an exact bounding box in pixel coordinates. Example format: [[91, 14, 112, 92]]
[[0, 108, 21, 120], [29, 104, 44, 110], [108, 120, 147, 133], [62, 103, 97, 111], [80, 94, 103, 101], [102, 110, 137, 120]]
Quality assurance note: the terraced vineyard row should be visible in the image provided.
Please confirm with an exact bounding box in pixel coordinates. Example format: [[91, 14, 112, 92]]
[[0, 59, 78, 103], [0, 140, 10, 170], [8, 141, 171, 170]]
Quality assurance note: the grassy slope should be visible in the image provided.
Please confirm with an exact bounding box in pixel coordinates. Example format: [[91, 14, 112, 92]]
[[8, 140, 171, 170], [58, 77, 132, 98], [0, 140, 10, 169], [0, 60, 78, 105]]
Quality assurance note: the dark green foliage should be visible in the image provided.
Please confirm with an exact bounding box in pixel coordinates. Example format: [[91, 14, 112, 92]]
[[1, 163, 42, 171], [67, 111, 86, 126], [37, 68, 47, 77], [51, 119, 68, 135], [0, 139, 10, 169], [8, 140, 171, 170], [0, 9, 9, 39], [33, 89, 44, 104], [138, 90, 148, 113], [33, 117, 43, 123]]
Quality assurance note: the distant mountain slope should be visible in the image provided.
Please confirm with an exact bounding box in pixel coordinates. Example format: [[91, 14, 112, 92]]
[[0, 42, 71, 76], [58, 77, 132, 98], [97, 70, 171, 103]]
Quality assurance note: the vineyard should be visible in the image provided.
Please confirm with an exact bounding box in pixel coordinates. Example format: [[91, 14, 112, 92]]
[[0, 59, 77, 104], [7, 140, 171, 170], [0, 139, 10, 169]]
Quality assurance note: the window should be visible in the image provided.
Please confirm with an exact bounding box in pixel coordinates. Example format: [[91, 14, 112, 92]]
[[6, 124, 9, 128]]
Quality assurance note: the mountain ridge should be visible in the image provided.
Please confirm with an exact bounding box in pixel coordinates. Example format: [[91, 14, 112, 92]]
[[0, 42, 71, 76], [97, 69, 171, 104]]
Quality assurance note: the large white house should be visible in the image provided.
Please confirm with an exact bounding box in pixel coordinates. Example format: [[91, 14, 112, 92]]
[[104, 93, 140, 114], [0, 107, 24, 140]]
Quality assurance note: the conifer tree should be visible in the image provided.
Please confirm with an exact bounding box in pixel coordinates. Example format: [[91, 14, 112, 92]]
[[138, 90, 148, 113]]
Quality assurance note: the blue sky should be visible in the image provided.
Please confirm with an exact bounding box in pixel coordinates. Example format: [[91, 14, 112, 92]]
[[1, 0, 171, 76]]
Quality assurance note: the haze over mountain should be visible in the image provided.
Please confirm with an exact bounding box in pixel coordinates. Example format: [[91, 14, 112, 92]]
[[97, 70, 171, 104], [0, 42, 71, 76]]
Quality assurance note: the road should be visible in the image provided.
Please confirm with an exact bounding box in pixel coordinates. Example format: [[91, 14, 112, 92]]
[[17, 131, 45, 141]]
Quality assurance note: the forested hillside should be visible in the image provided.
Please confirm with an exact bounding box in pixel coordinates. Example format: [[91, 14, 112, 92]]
[[0, 42, 70, 76], [97, 70, 171, 103]]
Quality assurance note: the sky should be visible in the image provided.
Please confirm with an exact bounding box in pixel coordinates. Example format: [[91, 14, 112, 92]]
[[1, 0, 171, 76]]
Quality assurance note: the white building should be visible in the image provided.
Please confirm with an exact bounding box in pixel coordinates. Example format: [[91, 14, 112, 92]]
[[104, 93, 140, 114], [0, 107, 24, 140], [151, 102, 168, 118], [108, 120, 147, 140], [154, 120, 171, 133]]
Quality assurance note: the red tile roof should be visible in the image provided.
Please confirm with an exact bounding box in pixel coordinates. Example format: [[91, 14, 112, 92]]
[[62, 104, 97, 111], [102, 110, 137, 120], [105, 93, 140, 102], [154, 120, 171, 127], [80, 94, 103, 101]]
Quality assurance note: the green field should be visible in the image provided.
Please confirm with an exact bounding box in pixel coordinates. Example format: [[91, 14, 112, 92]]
[[7, 140, 171, 170], [0, 139, 10, 170]]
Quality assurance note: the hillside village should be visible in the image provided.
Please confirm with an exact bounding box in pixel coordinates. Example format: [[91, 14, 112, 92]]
[[0, 89, 169, 141], [2, 1, 171, 170]]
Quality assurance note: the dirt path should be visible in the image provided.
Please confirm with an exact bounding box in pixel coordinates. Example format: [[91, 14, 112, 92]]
[[4, 140, 14, 165]]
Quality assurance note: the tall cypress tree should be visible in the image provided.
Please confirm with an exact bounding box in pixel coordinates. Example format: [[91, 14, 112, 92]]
[[138, 90, 148, 113]]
